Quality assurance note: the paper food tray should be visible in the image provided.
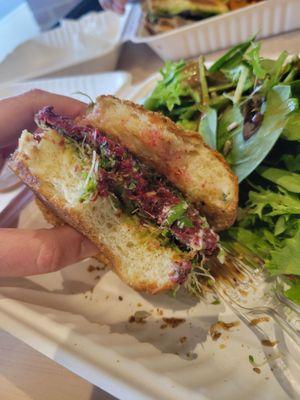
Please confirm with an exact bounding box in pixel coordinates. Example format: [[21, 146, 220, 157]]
[[0, 71, 131, 102], [0, 70, 300, 400], [125, 0, 300, 61], [1, 200, 300, 400]]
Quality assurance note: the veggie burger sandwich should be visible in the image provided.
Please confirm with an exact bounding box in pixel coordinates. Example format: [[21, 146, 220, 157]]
[[9, 96, 238, 294], [144, 0, 228, 34]]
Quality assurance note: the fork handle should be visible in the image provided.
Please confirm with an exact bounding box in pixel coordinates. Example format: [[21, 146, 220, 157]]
[[249, 308, 300, 348]]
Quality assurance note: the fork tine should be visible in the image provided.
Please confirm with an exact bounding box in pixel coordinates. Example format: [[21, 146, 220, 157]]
[[222, 242, 264, 272], [208, 244, 300, 349], [218, 285, 300, 348]]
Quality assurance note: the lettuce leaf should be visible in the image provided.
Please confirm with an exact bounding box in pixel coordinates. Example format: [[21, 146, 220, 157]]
[[266, 222, 300, 276], [281, 154, 300, 172], [227, 185, 300, 278], [144, 60, 199, 112], [284, 277, 300, 305], [199, 107, 217, 149], [246, 187, 300, 219], [282, 111, 300, 141], [209, 39, 253, 73], [226, 226, 272, 259], [225, 85, 297, 182], [258, 167, 300, 193]]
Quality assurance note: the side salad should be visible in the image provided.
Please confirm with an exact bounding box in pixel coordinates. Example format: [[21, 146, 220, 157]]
[[144, 38, 300, 305]]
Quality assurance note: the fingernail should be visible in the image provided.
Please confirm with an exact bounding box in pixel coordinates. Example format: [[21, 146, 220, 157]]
[[80, 237, 98, 259], [112, 4, 125, 14]]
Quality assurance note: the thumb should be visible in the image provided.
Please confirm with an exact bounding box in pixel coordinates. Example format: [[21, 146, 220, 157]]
[[0, 226, 98, 277]]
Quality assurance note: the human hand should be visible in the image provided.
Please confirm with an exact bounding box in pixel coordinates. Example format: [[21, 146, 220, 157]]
[[0, 90, 98, 277], [99, 0, 129, 14]]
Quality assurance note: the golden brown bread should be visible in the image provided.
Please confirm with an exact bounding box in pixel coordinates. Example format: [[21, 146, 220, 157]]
[[83, 95, 238, 231], [36, 199, 113, 269], [9, 130, 187, 294], [147, 0, 228, 16], [143, 0, 228, 35]]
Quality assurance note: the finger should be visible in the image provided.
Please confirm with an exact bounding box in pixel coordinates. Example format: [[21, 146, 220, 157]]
[[100, 0, 125, 14], [1, 141, 18, 158], [0, 89, 87, 148], [0, 226, 98, 277], [100, 0, 113, 11], [0, 151, 4, 171], [113, 0, 128, 13], [112, 2, 126, 14]]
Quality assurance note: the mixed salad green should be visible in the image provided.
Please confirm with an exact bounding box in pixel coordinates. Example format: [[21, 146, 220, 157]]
[[144, 38, 300, 305]]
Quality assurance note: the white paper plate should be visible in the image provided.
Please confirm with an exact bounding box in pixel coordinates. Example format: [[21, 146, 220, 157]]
[[1, 202, 299, 400], [0, 73, 300, 400], [0, 9, 130, 86], [0, 71, 131, 102]]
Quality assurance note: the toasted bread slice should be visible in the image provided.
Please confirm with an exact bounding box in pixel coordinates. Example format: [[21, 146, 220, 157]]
[[9, 129, 189, 293], [147, 0, 228, 16], [83, 96, 238, 231]]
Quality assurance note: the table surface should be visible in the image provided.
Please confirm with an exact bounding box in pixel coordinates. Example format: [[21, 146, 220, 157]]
[[1, 28, 300, 400]]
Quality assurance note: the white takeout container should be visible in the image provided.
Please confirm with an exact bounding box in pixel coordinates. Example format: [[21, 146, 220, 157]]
[[125, 0, 300, 60]]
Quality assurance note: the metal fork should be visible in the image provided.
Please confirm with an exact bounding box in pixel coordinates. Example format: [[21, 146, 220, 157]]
[[208, 246, 300, 348]]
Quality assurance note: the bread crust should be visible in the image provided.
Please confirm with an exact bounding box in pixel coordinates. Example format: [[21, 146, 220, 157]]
[[37, 198, 175, 294], [83, 95, 238, 231], [9, 146, 176, 294], [148, 0, 228, 15]]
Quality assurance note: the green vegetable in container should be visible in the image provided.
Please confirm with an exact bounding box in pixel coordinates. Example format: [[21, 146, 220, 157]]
[[145, 37, 300, 304]]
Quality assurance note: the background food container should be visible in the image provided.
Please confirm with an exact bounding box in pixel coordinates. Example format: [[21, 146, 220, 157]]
[[0, 9, 130, 86], [125, 0, 300, 60]]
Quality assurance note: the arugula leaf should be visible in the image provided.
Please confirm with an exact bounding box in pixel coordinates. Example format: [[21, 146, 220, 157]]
[[197, 56, 218, 149], [226, 226, 271, 259], [208, 93, 231, 110], [290, 79, 300, 98], [199, 107, 217, 149], [209, 39, 253, 73], [266, 222, 300, 276], [282, 154, 300, 172], [166, 202, 188, 226], [284, 277, 300, 305], [177, 215, 194, 228], [269, 52, 289, 87], [177, 119, 199, 131], [199, 55, 209, 106], [217, 105, 243, 152], [232, 64, 250, 103], [246, 42, 267, 80], [282, 112, 300, 141], [226, 85, 297, 182], [228, 182, 300, 278], [144, 60, 187, 112], [258, 167, 300, 193], [247, 187, 300, 218], [260, 52, 289, 93], [274, 215, 287, 236]]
